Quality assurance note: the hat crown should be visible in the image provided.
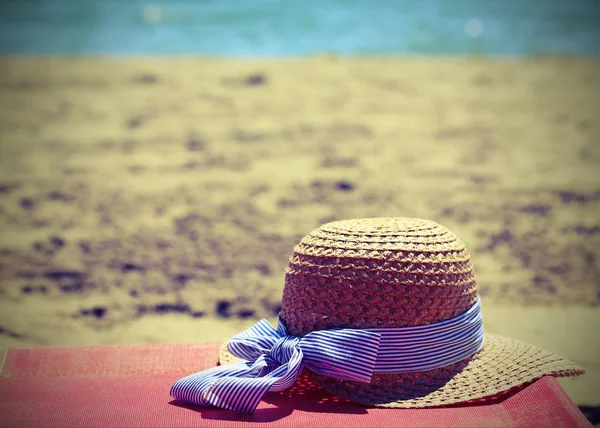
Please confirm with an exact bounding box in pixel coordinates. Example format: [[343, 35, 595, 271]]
[[280, 217, 478, 336]]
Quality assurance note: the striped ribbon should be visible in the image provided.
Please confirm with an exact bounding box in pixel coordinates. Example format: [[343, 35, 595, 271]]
[[170, 298, 484, 413]]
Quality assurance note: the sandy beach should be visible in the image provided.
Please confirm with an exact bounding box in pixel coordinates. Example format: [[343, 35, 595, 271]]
[[0, 56, 598, 404]]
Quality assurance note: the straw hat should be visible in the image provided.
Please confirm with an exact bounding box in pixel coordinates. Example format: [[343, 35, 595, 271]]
[[219, 217, 584, 408]]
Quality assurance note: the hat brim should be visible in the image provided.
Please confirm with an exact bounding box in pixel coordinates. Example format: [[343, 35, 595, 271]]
[[218, 333, 584, 408]]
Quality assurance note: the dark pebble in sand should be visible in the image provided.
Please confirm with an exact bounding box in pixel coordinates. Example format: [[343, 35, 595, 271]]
[[546, 263, 570, 275], [310, 180, 325, 190], [520, 204, 552, 217], [573, 225, 600, 236], [483, 229, 512, 251], [245, 74, 266, 86], [532, 275, 556, 293], [440, 207, 455, 217], [173, 273, 194, 285], [255, 263, 271, 276], [216, 300, 231, 317], [17, 270, 36, 279], [20, 197, 35, 210], [136, 303, 204, 318], [181, 162, 199, 170], [46, 270, 84, 282], [49, 236, 65, 249], [321, 156, 357, 168], [21, 285, 47, 295], [555, 190, 599, 204], [81, 307, 107, 319], [186, 135, 206, 152], [154, 303, 190, 314], [45, 270, 86, 293], [156, 240, 170, 250], [469, 175, 489, 185], [0, 184, 17, 194], [472, 73, 493, 86], [516, 250, 532, 268], [127, 116, 144, 129], [79, 241, 91, 254], [237, 309, 255, 319], [582, 251, 596, 268], [47, 190, 74, 202], [121, 263, 146, 273], [335, 180, 355, 192], [59, 282, 85, 293], [133, 73, 158, 84]]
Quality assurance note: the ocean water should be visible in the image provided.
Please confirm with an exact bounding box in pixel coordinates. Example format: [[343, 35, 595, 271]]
[[0, 0, 599, 55]]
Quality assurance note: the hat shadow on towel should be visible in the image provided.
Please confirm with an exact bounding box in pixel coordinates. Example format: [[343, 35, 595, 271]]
[[168, 370, 367, 423], [168, 367, 531, 423]]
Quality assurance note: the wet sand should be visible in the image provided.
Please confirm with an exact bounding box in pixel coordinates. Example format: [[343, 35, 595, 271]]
[[0, 56, 598, 403]]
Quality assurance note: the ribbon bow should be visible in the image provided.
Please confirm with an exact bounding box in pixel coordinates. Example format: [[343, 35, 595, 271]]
[[170, 318, 382, 413]]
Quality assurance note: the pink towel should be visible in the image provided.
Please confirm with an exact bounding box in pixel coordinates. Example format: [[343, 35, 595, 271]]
[[0, 342, 591, 427]]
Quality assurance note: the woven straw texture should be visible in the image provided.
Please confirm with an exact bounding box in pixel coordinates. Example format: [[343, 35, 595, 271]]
[[220, 217, 584, 407]]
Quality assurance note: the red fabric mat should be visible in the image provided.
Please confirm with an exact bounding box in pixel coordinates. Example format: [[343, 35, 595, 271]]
[[0, 343, 591, 428]]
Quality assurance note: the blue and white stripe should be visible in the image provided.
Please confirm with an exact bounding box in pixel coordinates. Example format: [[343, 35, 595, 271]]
[[170, 298, 484, 413]]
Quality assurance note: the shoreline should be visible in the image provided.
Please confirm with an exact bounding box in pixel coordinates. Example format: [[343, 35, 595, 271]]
[[2, 53, 599, 61]]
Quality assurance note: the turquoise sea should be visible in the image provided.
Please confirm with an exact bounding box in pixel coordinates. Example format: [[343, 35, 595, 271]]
[[0, 0, 599, 55]]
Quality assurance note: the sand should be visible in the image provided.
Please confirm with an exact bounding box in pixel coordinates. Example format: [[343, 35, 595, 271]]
[[0, 56, 599, 404]]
